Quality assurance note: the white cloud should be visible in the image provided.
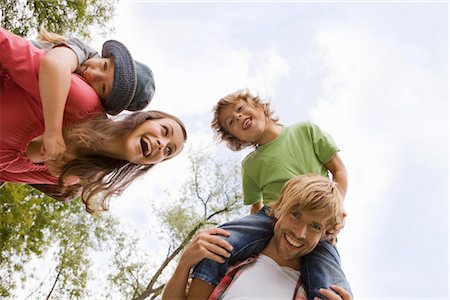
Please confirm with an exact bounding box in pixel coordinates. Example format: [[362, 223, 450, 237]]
[[309, 22, 447, 297]]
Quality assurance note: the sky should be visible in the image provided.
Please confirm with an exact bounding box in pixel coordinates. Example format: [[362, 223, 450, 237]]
[[23, 1, 449, 299], [99, 1, 449, 299]]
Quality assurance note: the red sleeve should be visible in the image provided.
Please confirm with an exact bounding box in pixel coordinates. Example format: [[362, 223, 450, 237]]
[[0, 26, 43, 100]]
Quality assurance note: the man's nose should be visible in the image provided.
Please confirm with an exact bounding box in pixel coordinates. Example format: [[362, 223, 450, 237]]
[[292, 224, 307, 239]]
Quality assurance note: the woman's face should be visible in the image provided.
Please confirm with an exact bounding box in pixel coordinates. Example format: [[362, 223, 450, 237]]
[[122, 117, 185, 165]]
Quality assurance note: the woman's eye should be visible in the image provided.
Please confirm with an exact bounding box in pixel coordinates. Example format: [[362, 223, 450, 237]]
[[102, 83, 106, 95], [162, 126, 168, 136], [103, 62, 107, 71], [165, 147, 172, 156], [237, 105, 243, 111]]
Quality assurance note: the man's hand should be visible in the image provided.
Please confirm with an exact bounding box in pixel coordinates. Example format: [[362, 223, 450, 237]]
[[314, 285, 352, 300], [41, 129, 66, 161], [180, 228, 233, 269]]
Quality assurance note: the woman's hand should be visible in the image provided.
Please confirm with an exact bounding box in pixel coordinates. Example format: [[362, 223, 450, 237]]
[[314, 285, 352, 300], [179, 228, 233, 269], [41, 130, 66, 161]]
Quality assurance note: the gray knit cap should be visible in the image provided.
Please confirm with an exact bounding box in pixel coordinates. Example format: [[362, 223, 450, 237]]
[[101, 40, 155, 115]]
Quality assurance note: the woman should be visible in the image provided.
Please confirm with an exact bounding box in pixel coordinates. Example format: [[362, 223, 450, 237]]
[[0, 27, 187, 212]]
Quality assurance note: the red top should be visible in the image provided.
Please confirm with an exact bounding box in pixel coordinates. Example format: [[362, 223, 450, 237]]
[[0, 27, 103, 184]]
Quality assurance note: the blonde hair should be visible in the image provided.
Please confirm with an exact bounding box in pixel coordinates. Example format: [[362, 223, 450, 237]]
[[269, 174, 343, 231], [211, 89, 279, 151], [37, 24, 67, 44]]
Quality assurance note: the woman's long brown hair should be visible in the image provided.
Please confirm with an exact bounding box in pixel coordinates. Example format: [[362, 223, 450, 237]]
[[43, 111, 187, 213]]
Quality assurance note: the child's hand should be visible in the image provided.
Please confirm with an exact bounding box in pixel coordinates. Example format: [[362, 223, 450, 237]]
[[41, 130, 66, 161], [325, 209, 347, 246], [180, 228, 233, 269], [314, 285, 352, 300]]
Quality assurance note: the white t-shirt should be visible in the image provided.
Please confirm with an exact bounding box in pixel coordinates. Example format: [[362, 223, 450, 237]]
[[221, 254, 307, 300]]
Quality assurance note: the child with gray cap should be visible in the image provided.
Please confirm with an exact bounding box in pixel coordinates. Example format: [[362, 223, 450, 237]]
[[32, 27, 155, 162]]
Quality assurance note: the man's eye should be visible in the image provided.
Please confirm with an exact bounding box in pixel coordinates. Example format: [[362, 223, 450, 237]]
[[311, 224, 322, 231], [103, 62, 107, 71], [290, 211, 301, 219], [102, 83, 106, 95], [237, 105, 243, 111]]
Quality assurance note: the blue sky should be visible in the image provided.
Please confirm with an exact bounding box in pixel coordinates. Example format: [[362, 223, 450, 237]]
[[87, 1, 448, 298]]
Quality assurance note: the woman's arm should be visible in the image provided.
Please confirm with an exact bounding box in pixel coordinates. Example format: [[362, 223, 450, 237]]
[[162, 228, 233, 300], [39, 47, 78, 161]]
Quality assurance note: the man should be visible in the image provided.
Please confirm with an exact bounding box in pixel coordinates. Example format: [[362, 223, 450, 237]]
[[162, 174, 352, 300]]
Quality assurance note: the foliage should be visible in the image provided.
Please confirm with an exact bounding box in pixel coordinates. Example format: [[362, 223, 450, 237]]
[[0, 0, 117, 39], [0, 184, 119, 299]]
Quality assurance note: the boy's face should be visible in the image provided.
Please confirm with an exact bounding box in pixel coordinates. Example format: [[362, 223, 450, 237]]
[[76, 57, 115, 102], [218, 100, 267, 143], [271, 208, 327, 264]]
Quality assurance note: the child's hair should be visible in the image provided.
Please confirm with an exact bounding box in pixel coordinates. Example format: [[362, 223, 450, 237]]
[[211, 89, 279, 151], [36, 24, 67, 44], [269, 174, 343, 231], [45, 110, 187, 213]]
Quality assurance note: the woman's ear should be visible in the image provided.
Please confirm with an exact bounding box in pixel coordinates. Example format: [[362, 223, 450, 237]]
[[63, 175, 80, 186]]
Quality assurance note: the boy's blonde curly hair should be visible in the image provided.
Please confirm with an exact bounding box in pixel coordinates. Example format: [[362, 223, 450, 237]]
[[211, 89, 279, 151]]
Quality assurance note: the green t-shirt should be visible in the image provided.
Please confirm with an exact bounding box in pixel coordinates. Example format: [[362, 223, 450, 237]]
[[242, 122, 339, 205]]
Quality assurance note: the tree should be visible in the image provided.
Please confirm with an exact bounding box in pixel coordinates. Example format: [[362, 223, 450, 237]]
[[0, 0, 117, 39], [0, 184, 120, 299], [106, 147, 245, 299]]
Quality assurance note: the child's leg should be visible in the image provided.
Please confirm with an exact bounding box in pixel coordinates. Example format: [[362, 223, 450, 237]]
[[301, 240, 353, 300], [191, 208, 274, 286]]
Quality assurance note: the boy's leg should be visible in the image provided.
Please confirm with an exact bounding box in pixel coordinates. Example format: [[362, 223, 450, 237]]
[[301, 240, 353, 300], [191, 208, 274, 286]]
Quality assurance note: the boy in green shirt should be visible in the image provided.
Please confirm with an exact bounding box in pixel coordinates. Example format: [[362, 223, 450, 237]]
[[188, 89, 351, 300]]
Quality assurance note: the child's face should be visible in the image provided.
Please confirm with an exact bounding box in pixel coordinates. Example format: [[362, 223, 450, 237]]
[[218, 100, 267, 143], [76, 57, 115, 101]]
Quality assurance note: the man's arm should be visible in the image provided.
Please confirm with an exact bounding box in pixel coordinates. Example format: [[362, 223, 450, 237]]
[[162, 228, 232, 300], [325, 153, 347, 198], [39, 47, 78, 161]]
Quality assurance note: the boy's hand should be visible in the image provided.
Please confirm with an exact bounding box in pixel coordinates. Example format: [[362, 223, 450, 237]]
[[325, 209, 347, 246], [41, 130, 66, 161], [314, 285, 352, 300]]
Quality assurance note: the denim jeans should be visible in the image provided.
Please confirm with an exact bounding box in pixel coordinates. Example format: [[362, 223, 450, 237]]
[[191, 208, 353, 300]]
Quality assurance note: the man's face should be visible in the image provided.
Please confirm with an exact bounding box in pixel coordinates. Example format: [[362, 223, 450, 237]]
[[272, 209, 327, 264]]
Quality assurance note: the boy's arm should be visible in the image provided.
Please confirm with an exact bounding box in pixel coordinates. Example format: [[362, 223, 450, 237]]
[[39, 47, 78, 160], [325, 153, 347, 198], [162, 228, 232, 300], [250, 200, 264, 214]]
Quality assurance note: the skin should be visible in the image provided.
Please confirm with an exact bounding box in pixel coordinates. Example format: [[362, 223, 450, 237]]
[[26, 117, 185, 167], [162, 209, 352, 300], [98, 117, 185, 165], [217, 99, 348, 226], [39, 46, 114, 162]]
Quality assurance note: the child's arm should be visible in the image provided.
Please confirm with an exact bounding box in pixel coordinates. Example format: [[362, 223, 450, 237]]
[[325, 153, 347, 198], [250, 200, 264, 214], [39, 47, 78, 161]]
